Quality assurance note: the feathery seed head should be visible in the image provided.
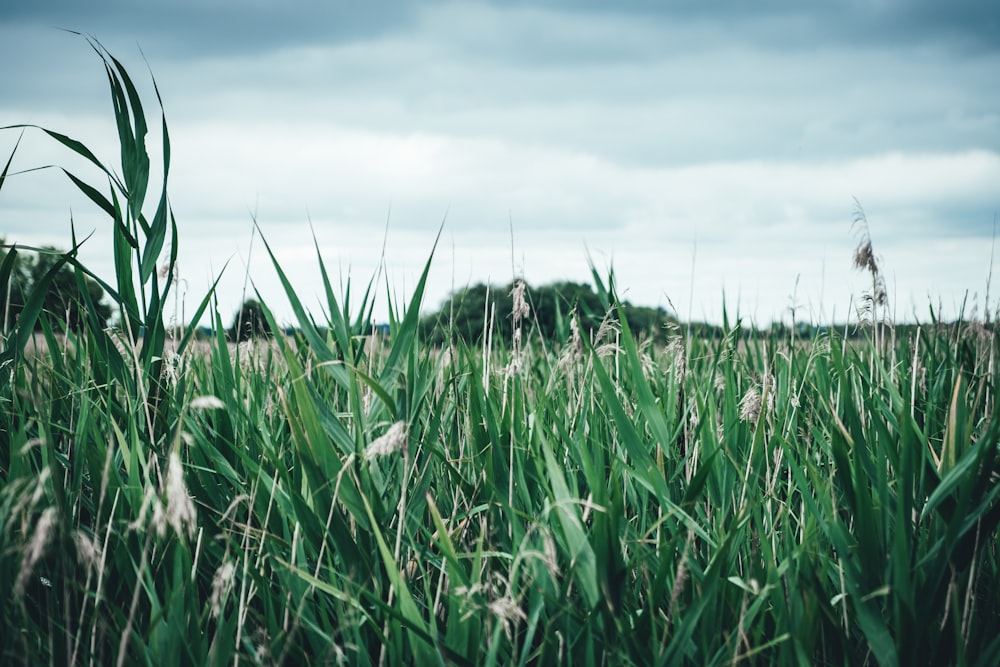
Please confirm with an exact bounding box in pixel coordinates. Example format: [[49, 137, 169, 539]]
[[504, 356, 524, 378], [542, 530, 560, 581], [165, 450, 198, 539], [569, 316, 583, 356], [489, 595, 527, 639], [364, 421, 409, 461], [739, 386, 762, 423], [510, 280, 530, 323], [16, 506, 57, 598], [161, 349, 185, 387], [128, 486, 157, 534], [210, 560, 237, 619], [190, 394, 224, 410], [74, 530, 102, 573], [853, 240, 878, 275]]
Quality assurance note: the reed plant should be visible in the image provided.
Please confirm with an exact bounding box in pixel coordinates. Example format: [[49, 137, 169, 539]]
[[1, 43, 999, 666]]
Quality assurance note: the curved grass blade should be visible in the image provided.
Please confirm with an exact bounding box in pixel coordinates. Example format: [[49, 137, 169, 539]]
[[377, 224, 442, 394]]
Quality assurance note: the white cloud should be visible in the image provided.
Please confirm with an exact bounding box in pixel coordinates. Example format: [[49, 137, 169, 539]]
[[1, 3, 998, 327]]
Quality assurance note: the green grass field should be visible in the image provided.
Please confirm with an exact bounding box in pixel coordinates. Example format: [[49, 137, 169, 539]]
[[1, 42, 999, 666]]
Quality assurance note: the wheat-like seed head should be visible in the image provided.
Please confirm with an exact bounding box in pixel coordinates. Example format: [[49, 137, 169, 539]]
[[509, 280, 530, 323], [489, 594, 528, 640], [739, 386, 762, 423], [74, 530, 102, 574], [16, 506, 57, 598], [190, 395, 225, 410], [165, 451, 198, 539], [210, 560, 237, 619], [667, 531, 695, 623], [364, 421, 409, 461], [853, 240, 878, 276]]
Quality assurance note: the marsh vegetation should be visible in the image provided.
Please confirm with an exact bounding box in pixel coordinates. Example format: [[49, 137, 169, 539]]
[[1, 43, 998, 666]]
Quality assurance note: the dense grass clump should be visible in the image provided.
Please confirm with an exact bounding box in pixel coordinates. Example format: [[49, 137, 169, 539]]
[[2, 43, 999, 666]]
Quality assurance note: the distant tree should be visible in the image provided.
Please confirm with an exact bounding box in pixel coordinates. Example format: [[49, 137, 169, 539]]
[[620, 303, 670, 338], [230, 298, 272, 342], [28, 248, 113, 331], [420, 283, 508, 346], [420, 279, 677, 346], [0, 240, 112, 332], [0, 239, 30, 330], [532, 281, 607, 338]]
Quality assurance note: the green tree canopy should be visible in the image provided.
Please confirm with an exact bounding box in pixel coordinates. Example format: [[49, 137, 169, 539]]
[[420, 279, 677, 346], [0, 240, 31, 330], [0, 240, 112, 332], [229, 298, 272, 342]]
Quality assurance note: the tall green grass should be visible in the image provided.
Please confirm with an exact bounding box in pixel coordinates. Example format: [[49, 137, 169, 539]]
[[1, 43, 999, 666]]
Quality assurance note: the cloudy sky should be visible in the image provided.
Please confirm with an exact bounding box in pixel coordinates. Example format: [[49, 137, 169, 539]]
[[1, 1, 998, 329]]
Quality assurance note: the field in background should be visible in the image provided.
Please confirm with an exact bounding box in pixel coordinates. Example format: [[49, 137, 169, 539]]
[[2, 41, 999, 666]]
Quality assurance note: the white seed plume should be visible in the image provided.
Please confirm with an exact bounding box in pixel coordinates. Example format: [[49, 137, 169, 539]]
[[508, 281, 530, 379], [16, 506, 57, 597], [364, 421, 409, 461], [512, 326, 523, 349], [11, 465, 49, 522], [210, 560, 237, 619], [668, 531, 694, 622], [128, 486, 157, 534], [251, 627, 272, 664], [190, 395, 225, 410], [164, 451, 198, 539], [161, 349, 185, 387], [29, 465, 50, 508], [75, 530, 103, 573], [152, 487, 168, 537], [542, 530, 560, 581], [488, 594, 527, 639], [639, 348, 657, 379], [552, 314, 586, 394], [739, 387, 762, 424], [510, 280, 530, 322], [503, 356, 524, 379], [594, 316, 622, 359], [568, 316, 583, 360]]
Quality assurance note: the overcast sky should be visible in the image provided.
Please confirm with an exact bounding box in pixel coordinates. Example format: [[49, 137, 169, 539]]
[[2, 1, 998, 329]]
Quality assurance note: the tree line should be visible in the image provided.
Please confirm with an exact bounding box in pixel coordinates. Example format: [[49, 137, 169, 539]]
[[418, 280, 679, 346], [4, 238, 903, 345], [1, 239, 269, 342], [0, 239, 112, 332]]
